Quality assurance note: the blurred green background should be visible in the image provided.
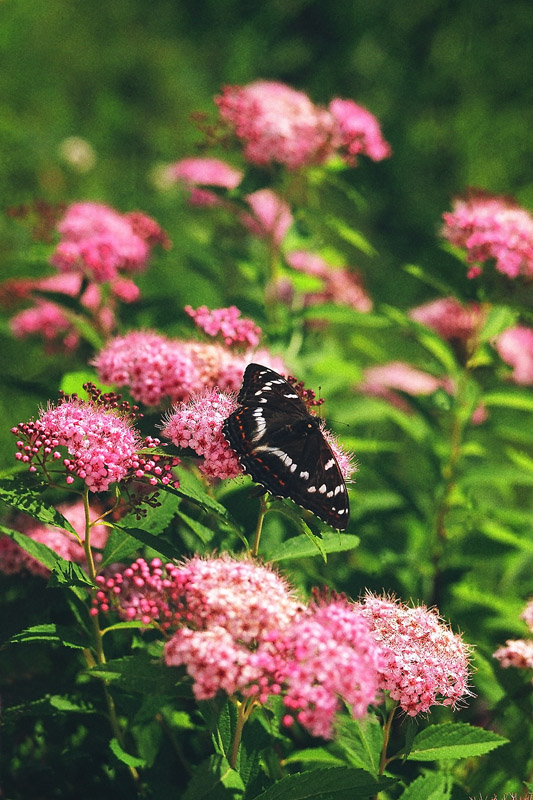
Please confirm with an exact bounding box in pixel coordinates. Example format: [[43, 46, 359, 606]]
[[2, 0, 533, 265]]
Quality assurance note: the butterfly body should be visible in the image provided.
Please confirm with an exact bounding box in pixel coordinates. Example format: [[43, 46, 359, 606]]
[[222, 364, 350, 530]]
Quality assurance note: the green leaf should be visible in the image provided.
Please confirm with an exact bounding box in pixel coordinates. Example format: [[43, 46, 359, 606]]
[[113, 523, 181, 561], [483, 391, 533, 412], [59, 370, 102, 395], [182, 754, 245, 800], [477, 305, 518, 343], [48, 694, 97, 714], [0, 474, 77, 534], [398, 772, 449, 800], [176, 508, 219, 544], [109, 737, 146, 769], [335, 717, 383, 775], [402, 263, 457, 296], [406, 722, 507, 761], [283, 748, 346, 767], [265, 532, 359, 562], [99, 525, 142, 569], [479, 518, 533, 554], [48, 559, 93, 587], [0, 524, 68, 572], [324, 215, 377, 256], [88, 652, 181, 695], [251, 767, 395, 799], [8, 623, 87, 649]]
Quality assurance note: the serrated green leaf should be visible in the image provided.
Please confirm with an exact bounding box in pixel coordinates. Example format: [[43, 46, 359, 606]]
[[0, 474, 77, 533], [88, 652, 180, 695], [0, 525, 68, 572], [113, 523, 182, 561], [176, 507, 218, 544], [109, 737, 146, 768], [99, 526, 142, 569], [265, 532, 359, 562], [335, 717, 383, 775], [398, 772, 449, 800], [48, 559, 93, 587], [251, 766, 395, 800], [8, 623, 87, 649], [406, 722, 507, 761]]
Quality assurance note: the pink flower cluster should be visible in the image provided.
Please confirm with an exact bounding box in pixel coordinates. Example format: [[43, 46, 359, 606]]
[[94, 329, 285, 407], [409, 297, 484, 343], [494, 598, 533, 680], [286, 251, 373, 312], [51, 202, 169, 283], [95, 555, 380, 737], [185, 305, 261, 348], [494, 326, 533, 385], [0, 499, 109, 578], [162, 390, 241, 479], [94, 556, 471, 736], [215, 80, 390, 170], [359, 594, 472, 715], [241, 189, 293, 246], [357, 361, 454, 414], [165, 157, 243, 206], [12, 384, 180, 492], [442, 191, 533, 279]]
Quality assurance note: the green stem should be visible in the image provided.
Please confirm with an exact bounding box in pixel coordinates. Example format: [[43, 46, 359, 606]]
[[81, 486, 141, 789], [229, 698, 256, 769], [372, 703, 398, 800], [251, 494, 268, 557]]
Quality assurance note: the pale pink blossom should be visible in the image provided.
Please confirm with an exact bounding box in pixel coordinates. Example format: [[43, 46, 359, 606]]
[[409, 297, 484, 342], [329, 98, 391, 164], [495, 326, 533, 385], [162, 389, 241, 479], [0, 499, 108, 578], [185, 305, 261, 348], [359, 594, 472, 715], [216, 80, 336, 170], [51, 202, 168, 283], [251, 598, 381, 738], [521, 599, 533, 633], [286, 251, 372, 312], [166, 157, 243, 190], [442, 191, 533, 279], [358, 361, 454, 412], [494, 640, 533, 671], [94, 330, 286, 406], [12, 384, 180, 492], [10, 300, 79, 351], [242, 189, 293, 246]]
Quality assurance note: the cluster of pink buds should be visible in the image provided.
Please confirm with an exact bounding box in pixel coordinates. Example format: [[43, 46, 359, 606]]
[[12, 384, 180, 492]]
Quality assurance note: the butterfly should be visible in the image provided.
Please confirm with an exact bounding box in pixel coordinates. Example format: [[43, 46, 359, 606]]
[[222, 363, 350, 530]]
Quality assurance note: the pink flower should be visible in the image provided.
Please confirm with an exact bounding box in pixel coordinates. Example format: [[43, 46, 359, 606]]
[[185, 305, 261, 348], [409, 297, 484, 342], [286, 251, 373, 312], [252, 598, 381, 738], [442, 191, 533, 279], [521, 599, 533, 633], [216, 80, 336, 170], [94, 330, 286, 406], [241, 189, 293, 246], [166, 157, 243, 190], [329, 98, 391, 164], [494, 640, 533, 671], [0, 499, 108, 578], [495, 326, 533, 385], [12, 384, 180, 492], [10, 300, 79, 351], [51, 202, 168, 283], [358, 361, 454, 412], [161, 389, 241, 479], [359, 594, 472, 715]]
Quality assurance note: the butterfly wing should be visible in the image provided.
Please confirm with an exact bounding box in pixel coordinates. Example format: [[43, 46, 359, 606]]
[[223, 364, 350, 530]]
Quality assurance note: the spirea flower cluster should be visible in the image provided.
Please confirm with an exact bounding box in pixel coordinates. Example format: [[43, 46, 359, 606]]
[[359, 593, 472, 715], [0, 499, 109, 578], [494, 598, 533, 680], [94, 556, 471, 736], [12, 384, 180, 492], [185, 305, 261, 348], [442, 191, 533, 279], [94, 326, 285, 407], [215, 80, 391, 170], [51, 202, 169, 283], [494, 326, 533, 385], [162, 389, 241, 479], [409, 297, 484, 344], [286, 251, 373, 312]]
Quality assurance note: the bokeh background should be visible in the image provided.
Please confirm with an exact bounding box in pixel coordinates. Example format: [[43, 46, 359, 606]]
[[1, 0, 533, 461]]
